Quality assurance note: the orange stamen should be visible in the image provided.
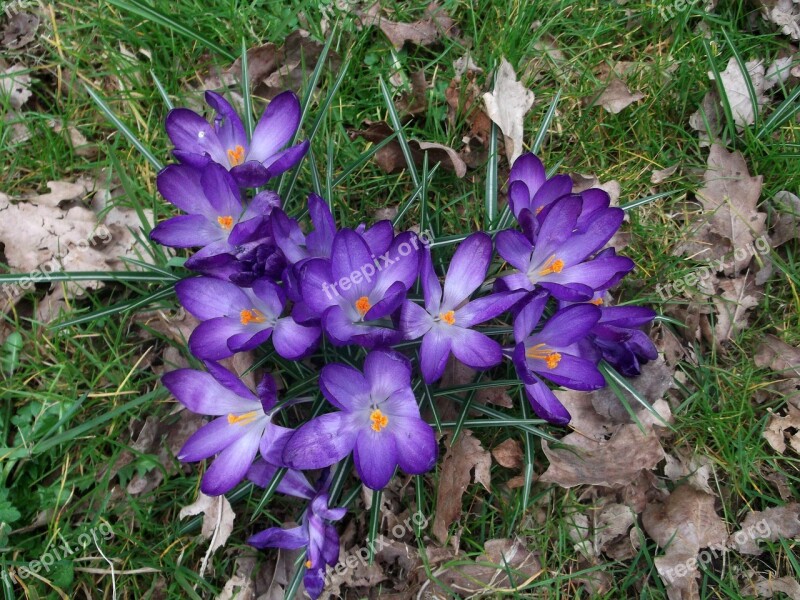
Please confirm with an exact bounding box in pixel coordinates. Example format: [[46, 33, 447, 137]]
[[240, 308, 266, 325], [590, 297, 604, 306], [227, 144, 245, 167], [355, 296, 371, 317], [440, 310, 456, 325], [217, 215, 233, 230], [538, 255, 564, 276], [227, 410, 258, 426], [305, 560, 312, 568], [525, 343, 562, 369], [535, 205, 544, 215], [370, 409, 389, 432]]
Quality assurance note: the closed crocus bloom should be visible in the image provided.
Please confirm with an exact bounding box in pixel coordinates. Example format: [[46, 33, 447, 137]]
[[165, 90, 309, 187], [282, 349, 437, 490]]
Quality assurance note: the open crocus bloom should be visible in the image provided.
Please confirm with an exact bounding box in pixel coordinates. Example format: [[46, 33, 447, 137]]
[[496, 195, 634, 301], [163, 363, 295, 495], [297, 229, 420, 347], [400, 232, 525, 383], [176, 276, 320, 360], [282, 349, 437, 490], [511, 292, 605, 424], [247, 464, 345, 599], [508, 152, 573, 222], [165, 90, 309, 187]]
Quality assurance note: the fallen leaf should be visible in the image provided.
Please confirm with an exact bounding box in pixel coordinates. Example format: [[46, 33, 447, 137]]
[[453, 52, 482, 77], [763, 405, 800, 454], [394, 69, 428, 116], [712, 276, 761, 343], [593, 503, 637, 557], [590, 356, 675, 425], [740, 570, 800, 600], [757, 0, 800, 41], [769, 190, 800, 246], [539, 423, 665, 488], [363, 1, 459, 50], [594, 77, 644, 114], [728, 503, 800, 555], [482, 57, 535, 165], [432, 429, 491, 544], [689, 90, 723, 147], [709, 57, 767, 129], [663, 452, 715, 495], [651, 164, 679, 184], [216, 552, 257, 600], [491, 438, 523, 469], [2, 11, 39, 49], [179, 492, 236, 554], [1, 64, 31, 109], [50, 121, 97, 158], [643, 485, 728, 600], [445, 68, 492, 146]]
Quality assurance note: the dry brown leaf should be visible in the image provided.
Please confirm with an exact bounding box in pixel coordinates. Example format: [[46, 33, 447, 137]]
[[179, 492, 236, 554], [491, 438, 523, 469], [591, 357, 674, 425], [427, 538, 541, 597], [756, 334, 800, 377], [432, 429, 491, 544], [539, 423, 665, 488], [728, 503, 800, 555], [709, 58, 767, 129], [689, 90, 723, 147], [594, 78, 644, 114], [216, 552, 258, 600], [643, 485, 728, 600], [770, 190, 800, 246], [395, 69, 428, 116], [1, 64, 31, 109], [445, 69, 492, 147], [740, 570, 800, 600], [758, 0, 800, 40], [2, 12, 39, 49], [663, 452, 715, 495], [482, 58, 535, 165], [593, 503, 637, 557], [651, 164, 679, 184], [712, 276, 761, 343], [363, 1, 459, 50], [763, 405, 800, 454]]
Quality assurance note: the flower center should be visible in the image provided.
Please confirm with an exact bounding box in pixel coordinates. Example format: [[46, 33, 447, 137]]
[[217, 215, 234, 230], [439, 310, 456, 325], [525, 343, 562, 369], [355, 296, 371, 317], [227, 144, 245, 167], [305, 560, 312, 568], [590, 297, 604, 306], [227, 411, 258, 426], [240, 308, 266, 325], [538, 255, 564, 276], [535, 205, 544, 214], [370, 409, 389, 432]]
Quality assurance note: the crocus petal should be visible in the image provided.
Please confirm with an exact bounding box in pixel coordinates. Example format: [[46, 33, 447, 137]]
[[531, 174, 572, 211], [260, 140, 309, 179], [544, 256, 634, 293], [538, 281, 594, 302], [362, 220, 394, 257], [319, 363, 370, 411], [282, 413, 358, 470], [178, 415, 259, 461], [156, 164, 211, 217], [524, 377, 571, 425], [535, 353, 605, 390], [200, 163, 242, 218], [251, 279, 286, 319], [495, 229, 534, 272], [271, 209, 308, 264], [391, 416, 438, 475], [176, 276, 250, 320], [331, 229, 375, 300], [204, 360, 259, 400], [363, 280, 407, 321], [513, 290, 549, 343], [400, 300, 434, 340], [248, 90, 301, 162], [419, 246, 442, 314], [441, 232, 491, 310], [454, 290, 526, 328], [448, 327, 503, 369], [202, 425, 263, 495], [204, 90, 247, 155], [272, 317, 321, 360], [419, 327, 453, 384], [229, 161, 271, 188], [508, 180, 531, 218], [530, 195, 582, 259], [227, 326, 273, 353], [306, 194, 336, 257], [536, 304, 601, 348], [298, 258, 337, 314], [354, 429, 398, 490], [260, 423, 294, 466], [246, 460, 314, 499], [509, 152, 545, 192], [364, 348, 412, 401], [243, 190, 281, 220], [370, 231, 421, 299], [248, 525, 308, 550], [150, 215, 222, 248], [162, 369, 255, 415], [598, 305, 657, 328], [165, 108, 227, 165], [189, 318, 248, 360]]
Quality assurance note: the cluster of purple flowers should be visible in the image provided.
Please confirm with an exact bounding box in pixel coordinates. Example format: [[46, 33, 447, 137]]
[[152, 91, 657, 597]]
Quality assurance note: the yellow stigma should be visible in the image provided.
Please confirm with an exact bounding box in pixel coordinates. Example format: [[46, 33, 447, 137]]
[[355, 296, 371, 317], [525, 343, 562, 370], [535, 205, 544, 215], [538, 255, 564, 276], [370, 409, 389, 432], [217, 215, 233, 230], [439, 310, 456, 325], [227, 144, 245, 167], [240, 308, 266, 325], [590, 297, 604, 306], [227, 410, 258, 426], [305, 559, 312, 568]]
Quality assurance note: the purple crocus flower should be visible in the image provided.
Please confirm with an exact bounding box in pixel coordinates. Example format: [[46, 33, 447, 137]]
[[511, 292, 605, 424], [247, 464, 345, 599], [163, 363, 296, 495], [496, 195, 634, 301], [175, 276, 321, 360], [150, 162, 280, 270], [165, 90, 309, 187], [282, 349, 437, 490], [589, 302, 658, 377], [400, 232, 525, 383], [508, 152, 573, 222], [297, 228, 420, 347]]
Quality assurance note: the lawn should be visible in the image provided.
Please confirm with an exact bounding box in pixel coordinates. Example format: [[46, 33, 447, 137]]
[[1, 0, 799, 598]]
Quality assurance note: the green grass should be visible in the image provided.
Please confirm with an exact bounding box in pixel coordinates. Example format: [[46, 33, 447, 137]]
[[1, 0, 799, 597]]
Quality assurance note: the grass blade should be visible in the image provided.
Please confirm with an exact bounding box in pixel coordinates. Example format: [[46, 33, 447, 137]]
[[484, 121, 499, 226], [240, 38, 255, 138], [51, 285, 175, 330], [379, 77, 420, 187], [150, 70, 173, 110], [367, 488, 382, 565], [703, 39, 737, 145]]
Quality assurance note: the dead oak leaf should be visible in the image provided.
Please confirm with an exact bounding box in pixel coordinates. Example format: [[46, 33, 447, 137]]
[[740, 571, 800, 600], [179, 492, 236, 555], [491, 438, 523, 469], [482, 57, 535, 165], [2, 12, 39, 49], [594, 77, 645, 114], [763, 405, 800, 454], [362, 1, 460, 50], [1, 64, 32, 109], [539, 424, 665, 488], [709, 58, 767, 129], [432, 429, 491, 544], [712, 276, 761, 343], [728, 503, 800, 555]]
